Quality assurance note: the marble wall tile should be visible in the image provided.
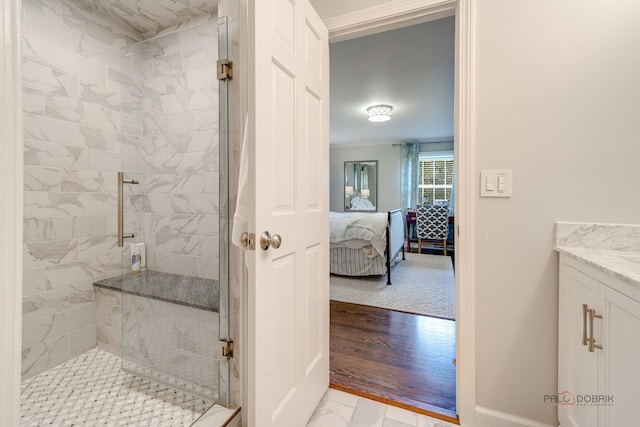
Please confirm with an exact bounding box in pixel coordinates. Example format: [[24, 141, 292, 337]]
[[170, 214, 218, 236], [45, 254, 122, 289], [204, 172, 218, 194], [21, 335, 69, 379], [23, 282, 95, 323], [24, 192, 116, 217], [174, 129, 218, 154], [154, 86, 217, 115], [60, 1, 140, 49], [24, 113, 117, 151], [22, 302, 96, 349], [96, 299, 122, 330], [24, 215, 107, 243], [60, 169, 117, 192], [184, 64, 217, 91], [79, 82, 121, 111], [166, 108, 217, 135], [97, 323, 122, 356], [24, 139, 91, 169], [24, 217, 73, 243], [90, 149, 121, 172], [73, 215, 108, 238], [22, 60, 79, 99], [23, 88, 45, 115], [77, 235, 121, 260], [143, 193, 218, 215], [145, 173, 208, 194], [151, 252, 216, 280], [142, 213, 171, 233], [69, 324, 97, 356], [121, 294, 218, 393], [22, 35, 106, 85], [95, 286, 122, 305], [24, 0, 121, 72], [107, 68, 143, 99], [159, 150, 218, 174], [24, 165, 60, 192], [154, 233, 218, 257], [45, 94, 121, 132], [23, 268, 46, 296], [23, 239, 78, 268]]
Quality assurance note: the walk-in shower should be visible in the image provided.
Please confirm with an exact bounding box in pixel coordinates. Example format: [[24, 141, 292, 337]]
[[20, 0, 232, 423]]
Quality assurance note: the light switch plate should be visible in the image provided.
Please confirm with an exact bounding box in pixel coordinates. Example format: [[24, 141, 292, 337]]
[[481, 170, 512, 197]]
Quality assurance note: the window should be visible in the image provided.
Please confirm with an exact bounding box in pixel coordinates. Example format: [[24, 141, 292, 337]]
[[418, 152, 454, 205]]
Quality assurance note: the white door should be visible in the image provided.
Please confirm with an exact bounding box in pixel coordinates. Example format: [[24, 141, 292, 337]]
[[559, 264, 598, 427], [599, 286, 640, 427], [247, 0, 330, 426]]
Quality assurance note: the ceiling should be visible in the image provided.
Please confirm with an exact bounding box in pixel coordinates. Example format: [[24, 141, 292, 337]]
[[71, 0, 217, 37], [329, 17, 455, 146]]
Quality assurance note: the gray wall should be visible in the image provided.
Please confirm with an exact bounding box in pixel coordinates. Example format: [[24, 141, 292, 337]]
[[330, 144, 400, 212], [474, 0, 640, 424]]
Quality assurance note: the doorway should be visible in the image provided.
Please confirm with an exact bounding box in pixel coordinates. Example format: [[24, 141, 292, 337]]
[[326, 15, 458, 423]]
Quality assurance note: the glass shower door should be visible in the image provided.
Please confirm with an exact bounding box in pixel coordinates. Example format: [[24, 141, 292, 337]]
[[117, 17, 230, 404]]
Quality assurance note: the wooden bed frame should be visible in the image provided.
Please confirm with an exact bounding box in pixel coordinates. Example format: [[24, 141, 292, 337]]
[[385, 209, 406, 285]]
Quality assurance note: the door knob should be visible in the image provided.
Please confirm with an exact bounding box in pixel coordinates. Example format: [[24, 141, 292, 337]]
[[260, 231, 282, 250]]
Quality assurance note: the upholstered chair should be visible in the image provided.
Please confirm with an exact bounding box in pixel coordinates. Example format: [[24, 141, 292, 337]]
[[415, 204, 449, 256]]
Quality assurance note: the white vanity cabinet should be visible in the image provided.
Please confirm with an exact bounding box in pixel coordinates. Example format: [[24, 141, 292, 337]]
[[558, 254, 640, 427]]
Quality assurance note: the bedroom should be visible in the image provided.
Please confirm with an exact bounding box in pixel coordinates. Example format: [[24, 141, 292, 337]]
[[327, 15, 457, 421]]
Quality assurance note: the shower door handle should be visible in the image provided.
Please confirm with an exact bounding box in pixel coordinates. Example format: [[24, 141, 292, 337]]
[[118, 172, 139, 247]]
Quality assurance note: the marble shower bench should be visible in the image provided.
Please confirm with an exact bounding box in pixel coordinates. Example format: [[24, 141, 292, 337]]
[[93, 270, 220, 399]]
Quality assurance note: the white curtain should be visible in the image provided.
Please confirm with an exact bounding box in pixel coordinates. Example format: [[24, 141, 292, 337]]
[[399, 142, 419, 214]]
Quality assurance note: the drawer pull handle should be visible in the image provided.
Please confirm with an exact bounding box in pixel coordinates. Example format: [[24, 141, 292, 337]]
[[588, 308, 603, 352], [581, 304, 588, 346]]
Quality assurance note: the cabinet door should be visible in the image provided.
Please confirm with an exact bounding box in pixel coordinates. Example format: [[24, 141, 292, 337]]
[[598, 286, 640, 427], [559, 264, 598, 427]]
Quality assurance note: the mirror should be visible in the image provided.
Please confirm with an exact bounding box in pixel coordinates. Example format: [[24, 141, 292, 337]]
[[344, 161, 378, 211]]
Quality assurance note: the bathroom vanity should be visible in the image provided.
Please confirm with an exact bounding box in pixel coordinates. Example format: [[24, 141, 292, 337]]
[[555, 222, 640, 427]]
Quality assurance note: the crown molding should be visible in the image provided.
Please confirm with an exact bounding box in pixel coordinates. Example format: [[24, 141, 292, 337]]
[[325, 0, 456, 42]]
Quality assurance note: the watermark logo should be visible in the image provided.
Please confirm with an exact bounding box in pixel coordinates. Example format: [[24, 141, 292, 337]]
[[544, 391, 613, 407], [545, 391, 575, 406]]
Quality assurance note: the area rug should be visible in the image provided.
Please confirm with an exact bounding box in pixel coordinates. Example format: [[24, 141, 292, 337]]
[[330, 252, 455, 320]]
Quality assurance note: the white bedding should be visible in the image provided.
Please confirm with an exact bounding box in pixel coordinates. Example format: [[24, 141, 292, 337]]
[[329, 211, 387, 257]]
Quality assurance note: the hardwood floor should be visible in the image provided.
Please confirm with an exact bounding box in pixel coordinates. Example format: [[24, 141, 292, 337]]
[[330, 300, 457, 422]]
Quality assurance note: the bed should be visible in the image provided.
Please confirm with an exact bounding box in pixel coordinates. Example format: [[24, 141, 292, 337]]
[[329, 209, 405, 285]]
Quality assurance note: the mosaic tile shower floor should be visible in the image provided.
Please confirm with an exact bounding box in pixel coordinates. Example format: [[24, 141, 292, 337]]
[[20, 348, 212, 426]]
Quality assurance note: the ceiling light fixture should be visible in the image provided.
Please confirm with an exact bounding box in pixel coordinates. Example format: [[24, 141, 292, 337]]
[[367, 104, 393, 122]]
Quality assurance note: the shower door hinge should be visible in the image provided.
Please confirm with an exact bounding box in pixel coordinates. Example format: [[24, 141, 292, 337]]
[[241, 232, 256, 250], [218, 339, 234, 361], [217, 59, 233, 80]]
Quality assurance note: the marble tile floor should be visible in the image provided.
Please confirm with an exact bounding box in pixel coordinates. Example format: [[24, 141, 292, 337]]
[[307, 388, 458, 427], [20, 347, 215, 426]]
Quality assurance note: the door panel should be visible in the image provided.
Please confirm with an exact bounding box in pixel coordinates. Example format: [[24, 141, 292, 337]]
[[249, 0, 330, 425], [560, 264, 598, 427], [599, 286, 640, 426]]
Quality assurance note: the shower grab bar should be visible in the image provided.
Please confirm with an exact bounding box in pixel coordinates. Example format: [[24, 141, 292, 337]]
[[118, 171, 138, 247]]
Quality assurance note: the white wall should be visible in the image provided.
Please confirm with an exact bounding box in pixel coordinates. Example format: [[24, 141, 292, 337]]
[[330, 144, 400, 212], [474, 0, 640, 424]]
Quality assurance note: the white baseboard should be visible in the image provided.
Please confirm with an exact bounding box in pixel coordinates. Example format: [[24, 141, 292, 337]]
[[475, 406, 556, 427]]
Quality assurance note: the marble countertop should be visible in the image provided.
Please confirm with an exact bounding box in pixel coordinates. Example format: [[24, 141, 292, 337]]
[[94, 270, 219, 312], [555, 222, 640, 290]]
